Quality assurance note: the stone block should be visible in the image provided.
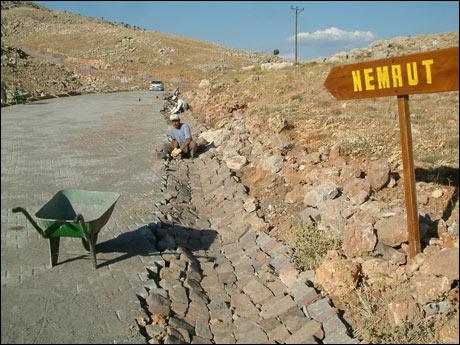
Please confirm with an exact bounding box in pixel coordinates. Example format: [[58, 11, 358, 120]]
[[256, 232, 273, 248], [270, 254, 291, 272], [171, 302, 188, 317], [285, 320, 323, 343], [321, 314, 348, 334], [260, 295, 296, 319], [242, 277, 274, 305], [170, 285, 188, 304], [168, 316, 195, 334], [191, 336, 213, 344], [279, 265, 299, 287], [279, 306, 310, 333], [239, 229, 257, 248], [146, 290, 172, 313], [267, 323, 291, 343], [266, 280, 287, 296], [231, 292, 259, 317], [218, 271, 237, 285], [208, 301, 233, 322], [306, 298, 338, 323], [323, 331, 359, 344], [195, 318, 213, 339]]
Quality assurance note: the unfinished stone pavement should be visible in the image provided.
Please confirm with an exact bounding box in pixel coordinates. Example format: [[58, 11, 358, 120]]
[[1, 92, 167, 343], [136, 113, 359, 344]]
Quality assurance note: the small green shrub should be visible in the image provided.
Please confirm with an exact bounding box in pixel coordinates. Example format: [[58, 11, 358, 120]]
[[285, 221, 341, 271]]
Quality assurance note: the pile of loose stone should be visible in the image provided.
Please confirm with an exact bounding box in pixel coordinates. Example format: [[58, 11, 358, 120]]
[[134, 113, 357, 344]]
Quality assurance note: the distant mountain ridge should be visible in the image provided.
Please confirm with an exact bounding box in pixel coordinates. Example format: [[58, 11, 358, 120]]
[[323, 32, 458, 63], [1, 0, 458, 102], [1, 0, 282, 100]]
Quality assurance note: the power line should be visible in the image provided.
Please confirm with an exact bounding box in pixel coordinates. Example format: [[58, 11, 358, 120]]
[[291, 5, 304, 64]]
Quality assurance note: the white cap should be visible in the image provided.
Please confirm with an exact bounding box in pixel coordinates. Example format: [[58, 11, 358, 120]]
[[170, 114, 180, 121]]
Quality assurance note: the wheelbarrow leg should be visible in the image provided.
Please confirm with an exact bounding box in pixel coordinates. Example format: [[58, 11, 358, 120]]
[[49, 237, 60, 267], [82, 234, 98, 252], [81, 238, 90, 251], [88, 235, 97, 269], [74, 214, 97, 269]]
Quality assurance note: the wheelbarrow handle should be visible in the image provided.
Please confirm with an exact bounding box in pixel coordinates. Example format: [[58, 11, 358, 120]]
[[12, 207, 46, 238]]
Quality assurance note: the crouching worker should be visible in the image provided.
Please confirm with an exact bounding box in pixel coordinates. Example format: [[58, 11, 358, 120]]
[[160, 114, 197, 159]]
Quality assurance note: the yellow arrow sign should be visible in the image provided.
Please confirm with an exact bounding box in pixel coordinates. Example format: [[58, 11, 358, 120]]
[[323, 46, 459, 259], [324, 47, 458, 100]]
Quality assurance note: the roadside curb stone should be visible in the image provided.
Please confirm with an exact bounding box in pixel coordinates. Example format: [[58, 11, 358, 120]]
[[134, 110, 357, 343]]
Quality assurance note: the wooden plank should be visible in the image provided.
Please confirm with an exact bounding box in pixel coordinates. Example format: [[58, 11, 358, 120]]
[[397, 95, 421, 258], [324, 47, 458, 100]]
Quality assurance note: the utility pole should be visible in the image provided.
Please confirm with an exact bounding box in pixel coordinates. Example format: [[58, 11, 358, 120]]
[[291, 5, 304, 64]]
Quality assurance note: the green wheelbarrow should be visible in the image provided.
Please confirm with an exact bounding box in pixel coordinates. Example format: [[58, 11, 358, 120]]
[[13, 189, 120, 269]]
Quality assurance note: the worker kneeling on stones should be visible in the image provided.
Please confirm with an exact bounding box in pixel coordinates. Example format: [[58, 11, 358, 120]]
[[161, 114, 197, 159], [170, 98, 189, 114]]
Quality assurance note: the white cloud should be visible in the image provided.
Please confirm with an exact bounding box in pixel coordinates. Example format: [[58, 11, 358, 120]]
[[288, 27, 375, 44]]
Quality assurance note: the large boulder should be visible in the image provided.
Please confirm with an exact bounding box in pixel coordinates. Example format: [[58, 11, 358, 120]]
[[342, 220, 377, 258], [326, 51, 348, 64], [374, 214, 408, 247], [342, 177, 371, 205], [303, 183, 340, 208], [340, 162, 362, 180], [198, 129, 231, 147], [314, 250, 361, 297], [285, 185, 308, 204], [225, 155, 247, 170], [361, 257, 407, 285], [375, 241, 407, 265], [146, 292, 172, 319], [419, 247, 459, 282], [260, 155, 284, 174], [318, 196, 356, 237], [368, 159, 391, 191], [412, 274, 451, 304], [292, 207, 322, 227], [438, 312, 459, 344], [387, 296, 422, 327]]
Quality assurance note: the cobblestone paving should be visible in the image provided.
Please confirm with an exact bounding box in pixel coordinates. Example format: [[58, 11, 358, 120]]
[[1, 92, 167, 343], [137, 113, 358, 344]]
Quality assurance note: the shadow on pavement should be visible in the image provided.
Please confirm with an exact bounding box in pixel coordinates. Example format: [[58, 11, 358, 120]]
[[93, 223, 218, 269]]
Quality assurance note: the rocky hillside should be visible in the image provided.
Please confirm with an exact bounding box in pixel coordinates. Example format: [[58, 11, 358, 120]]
[[1, 1, 458, 343], [322, 32, 457, 63], [183, 32, 458, 343], [1, 1, 282, 101]]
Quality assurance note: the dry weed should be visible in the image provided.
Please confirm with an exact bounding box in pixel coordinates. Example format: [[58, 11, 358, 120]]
[[284, 221, 341, 271], [335, 281, 456, 344]]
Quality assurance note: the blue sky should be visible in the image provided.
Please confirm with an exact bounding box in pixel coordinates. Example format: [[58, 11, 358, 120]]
[[37, 1, 459, 60]]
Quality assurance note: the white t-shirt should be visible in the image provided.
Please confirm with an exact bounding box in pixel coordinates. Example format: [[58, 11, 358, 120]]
[[168, 123, 192, 145]]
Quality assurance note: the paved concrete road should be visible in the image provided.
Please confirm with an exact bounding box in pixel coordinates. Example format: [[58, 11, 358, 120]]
[[1, 92, 167, 343]]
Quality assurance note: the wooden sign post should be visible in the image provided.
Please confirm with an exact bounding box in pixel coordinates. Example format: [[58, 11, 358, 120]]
[[324, 47, 459, 259]]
